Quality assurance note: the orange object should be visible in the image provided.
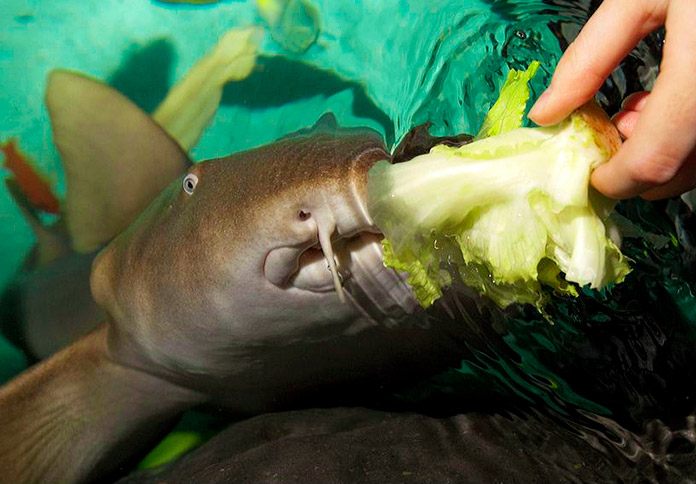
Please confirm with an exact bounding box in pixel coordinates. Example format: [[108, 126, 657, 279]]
[[1, 138, 60, 214]]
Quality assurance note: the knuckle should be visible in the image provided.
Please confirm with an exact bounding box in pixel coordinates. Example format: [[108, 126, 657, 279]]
[[636, 0, 667, 29]]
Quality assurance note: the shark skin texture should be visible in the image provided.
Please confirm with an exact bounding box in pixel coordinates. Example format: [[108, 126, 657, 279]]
[[0, 71, 478, 484]]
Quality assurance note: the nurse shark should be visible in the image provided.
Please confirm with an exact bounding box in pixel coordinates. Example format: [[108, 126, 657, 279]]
[[0, 70, 474, 484]]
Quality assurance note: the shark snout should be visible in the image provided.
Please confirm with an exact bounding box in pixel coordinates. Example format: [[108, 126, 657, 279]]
[[257, 145, 423, 325]]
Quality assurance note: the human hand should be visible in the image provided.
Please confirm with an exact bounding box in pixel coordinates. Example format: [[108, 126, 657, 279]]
[[528, 0, 696, 200]]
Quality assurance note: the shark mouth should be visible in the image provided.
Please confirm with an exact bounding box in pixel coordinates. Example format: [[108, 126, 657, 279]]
[[268, 230, 421, 324], [262, 192, 421, 323]]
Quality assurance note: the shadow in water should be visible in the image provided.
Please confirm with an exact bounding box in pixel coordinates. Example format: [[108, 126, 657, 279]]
[[221, 56, 395, 146], [107, 39, 176, 114]]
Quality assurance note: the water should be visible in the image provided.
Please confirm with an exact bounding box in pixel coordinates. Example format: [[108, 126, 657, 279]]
[[1, 0, 692, 481]]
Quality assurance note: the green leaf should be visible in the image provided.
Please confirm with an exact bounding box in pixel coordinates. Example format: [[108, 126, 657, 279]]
[[476, 61, 540, 139]]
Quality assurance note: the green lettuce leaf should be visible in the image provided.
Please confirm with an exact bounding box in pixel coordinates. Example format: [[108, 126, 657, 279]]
[[476, 61, 539, 139], [382, 238, 447, 308], [369, 64, 630, 311]]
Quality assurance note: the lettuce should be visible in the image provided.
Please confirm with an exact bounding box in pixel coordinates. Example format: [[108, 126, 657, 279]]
[[368, 63, 630, 312], [477, 61, 540, 139]]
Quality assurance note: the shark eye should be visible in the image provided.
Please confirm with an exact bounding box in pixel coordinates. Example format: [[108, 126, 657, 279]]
[[183, 174, 198, 195]]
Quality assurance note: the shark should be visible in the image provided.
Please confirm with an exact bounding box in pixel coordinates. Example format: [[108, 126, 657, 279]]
[[0, 70, 475, 484]]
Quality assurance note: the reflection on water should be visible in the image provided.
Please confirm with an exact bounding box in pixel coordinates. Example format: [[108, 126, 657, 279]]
[[0, 0, 693, 481]]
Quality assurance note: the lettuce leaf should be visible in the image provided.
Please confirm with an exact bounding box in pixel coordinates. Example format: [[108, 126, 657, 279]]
[[369, 64, 630, 311], [477, 61, 539, 139]]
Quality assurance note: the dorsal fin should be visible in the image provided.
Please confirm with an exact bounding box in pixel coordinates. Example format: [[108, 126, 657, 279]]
[[46, 70, 192, 253], [312, 112, 339, 131], [391, 123, 474, 164], [278, 112, 342, 141]]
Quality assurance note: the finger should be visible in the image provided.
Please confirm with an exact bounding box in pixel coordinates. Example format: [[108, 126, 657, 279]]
[[611, 110, 640, 138], [621, 91, 650, 112], [612, 91, 650, 137], [529, 0, 666, 126], [591, 0, 696, 199], [641, 150, 696, 200]]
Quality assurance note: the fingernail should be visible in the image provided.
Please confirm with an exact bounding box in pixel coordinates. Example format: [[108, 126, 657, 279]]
[[529, 87, 552, 121]]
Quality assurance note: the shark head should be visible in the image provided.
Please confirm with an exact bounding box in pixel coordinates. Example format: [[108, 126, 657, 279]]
[[90, 115, 423, 382], [38, 69, 471, 403]]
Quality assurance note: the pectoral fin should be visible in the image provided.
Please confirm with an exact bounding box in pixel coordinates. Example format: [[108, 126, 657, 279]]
[[0, 325, 202, 484], [46, 70, 192, 253]]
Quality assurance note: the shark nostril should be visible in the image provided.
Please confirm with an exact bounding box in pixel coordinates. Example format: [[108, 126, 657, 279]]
[[298, 210, 311, 221]]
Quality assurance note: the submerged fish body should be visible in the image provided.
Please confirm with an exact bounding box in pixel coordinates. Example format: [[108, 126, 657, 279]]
[[1, 68, 193, 359]]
